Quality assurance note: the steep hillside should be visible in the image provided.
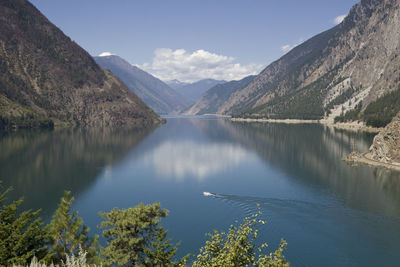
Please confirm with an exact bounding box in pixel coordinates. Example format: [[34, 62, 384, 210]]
[[221, 0, 400, 125], [168, 79, 226, 103], [186, 76, 255, 115], [0, 0, 162, 129], [335, 86, 400, 127], [94, 55, 191, 114]]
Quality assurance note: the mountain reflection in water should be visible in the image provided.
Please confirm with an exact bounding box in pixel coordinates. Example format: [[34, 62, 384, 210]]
[[1, 117, 400, 266], [0, 127, 155, 218], [193, 119, 400, 218]]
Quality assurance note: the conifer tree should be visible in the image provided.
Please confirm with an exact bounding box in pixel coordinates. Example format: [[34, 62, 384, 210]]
[[193, 210, 289, 267], [0, 185, 48, 266], [46, 191, 99, 265], [99, 202, 185, 266]]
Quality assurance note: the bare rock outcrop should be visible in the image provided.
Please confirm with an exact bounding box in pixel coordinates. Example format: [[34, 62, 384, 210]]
[[369, 112, 400, 163]]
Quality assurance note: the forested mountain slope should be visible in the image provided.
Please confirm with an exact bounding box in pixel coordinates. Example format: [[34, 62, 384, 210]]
[[0, 0, 162, 129], [220, 0, 400, 127]]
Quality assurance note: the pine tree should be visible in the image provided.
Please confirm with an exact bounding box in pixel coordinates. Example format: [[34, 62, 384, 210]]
[[193, 210, 289, 267], [99, 202, 185, 266], [46, 191, 99, 265], [0, 185, 48, 266]]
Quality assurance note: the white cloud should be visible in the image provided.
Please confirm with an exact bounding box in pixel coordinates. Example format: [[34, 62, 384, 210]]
[[281, 44, 293, 53], [98, 52, 116, 57], [138, 48, 264, 83], [280, 38, 305, 53], [334, 14, 346, 25]]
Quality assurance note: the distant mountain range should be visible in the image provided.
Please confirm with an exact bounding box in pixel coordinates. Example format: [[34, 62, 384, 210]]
[[166, 79, 189, 89], [0, 0, 161, 129], [94, 55, 191, 114], [3, 0, 399, 137], [203, 0, 400, 128], [166, 79, 226, 103], [186, 76, 255, 115]]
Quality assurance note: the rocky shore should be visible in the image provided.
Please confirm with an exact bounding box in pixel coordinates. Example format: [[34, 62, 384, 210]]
[[231, 115, 400, 170], [344, 113, 400, 170], [344, 151, 400, 171]]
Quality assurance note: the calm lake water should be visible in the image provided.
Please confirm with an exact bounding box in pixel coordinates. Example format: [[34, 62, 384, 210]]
[[1, 116, 400, 266]]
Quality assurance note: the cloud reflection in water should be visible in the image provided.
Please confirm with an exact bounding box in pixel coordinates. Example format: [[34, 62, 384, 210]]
[[142, 141, 258, 180]]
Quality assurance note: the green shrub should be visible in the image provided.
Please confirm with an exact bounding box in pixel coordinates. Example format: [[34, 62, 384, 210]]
[[193, 209, 289, 267]]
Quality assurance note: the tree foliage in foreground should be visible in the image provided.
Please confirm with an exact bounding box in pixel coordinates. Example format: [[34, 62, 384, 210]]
[[99, 202, 186, 266], [1, 181, 289, 266], [193, 210, 289, 267], [45, 191, 99, 265], [0, 185, 48, 266]]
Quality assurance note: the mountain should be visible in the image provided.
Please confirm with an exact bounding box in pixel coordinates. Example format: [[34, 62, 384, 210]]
[[94, 55, 191, 114], [186, 76, 255, 115], [219, 0, 400, 127], [167, 79, 226, 103], [166, 79, 189, 90], [0, 0, 162, 129]]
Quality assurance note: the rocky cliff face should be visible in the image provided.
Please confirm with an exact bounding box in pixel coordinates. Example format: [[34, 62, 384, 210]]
[[94, 55, 191, 114], [220, 0, 400, 122], [0, 0, 162, 129], [369, 112, 400, 163]]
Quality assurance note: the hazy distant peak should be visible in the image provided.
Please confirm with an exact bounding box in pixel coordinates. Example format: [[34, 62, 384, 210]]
[[201, 78, 226, 84], [168, 79, 227, 102], [94, 54, 191, 114], [165, 79, 189, 86]]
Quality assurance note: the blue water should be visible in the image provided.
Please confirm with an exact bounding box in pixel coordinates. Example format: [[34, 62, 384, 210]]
[[1, 117, 400, 266]]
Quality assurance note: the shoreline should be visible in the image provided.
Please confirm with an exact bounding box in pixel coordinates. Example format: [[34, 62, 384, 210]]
[[231, 117, 398, 171], [344, 152, 400, 171], [202, 113, 231, 117], [230, 117, 381, 133], [231, 117, 319, 124]]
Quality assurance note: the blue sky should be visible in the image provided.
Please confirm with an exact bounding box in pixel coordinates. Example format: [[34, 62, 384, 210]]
[[30, 0, 359, 82]]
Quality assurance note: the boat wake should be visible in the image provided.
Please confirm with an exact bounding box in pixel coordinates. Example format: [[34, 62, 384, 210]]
[[203, 191, 217, 197], [200, 192, 400, 267]]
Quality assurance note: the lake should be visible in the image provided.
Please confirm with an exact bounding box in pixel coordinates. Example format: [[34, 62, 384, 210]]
[[1, 116, 400, 266]]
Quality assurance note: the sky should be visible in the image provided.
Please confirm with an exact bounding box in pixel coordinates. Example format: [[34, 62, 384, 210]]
[[30, 0, 359, 83]]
